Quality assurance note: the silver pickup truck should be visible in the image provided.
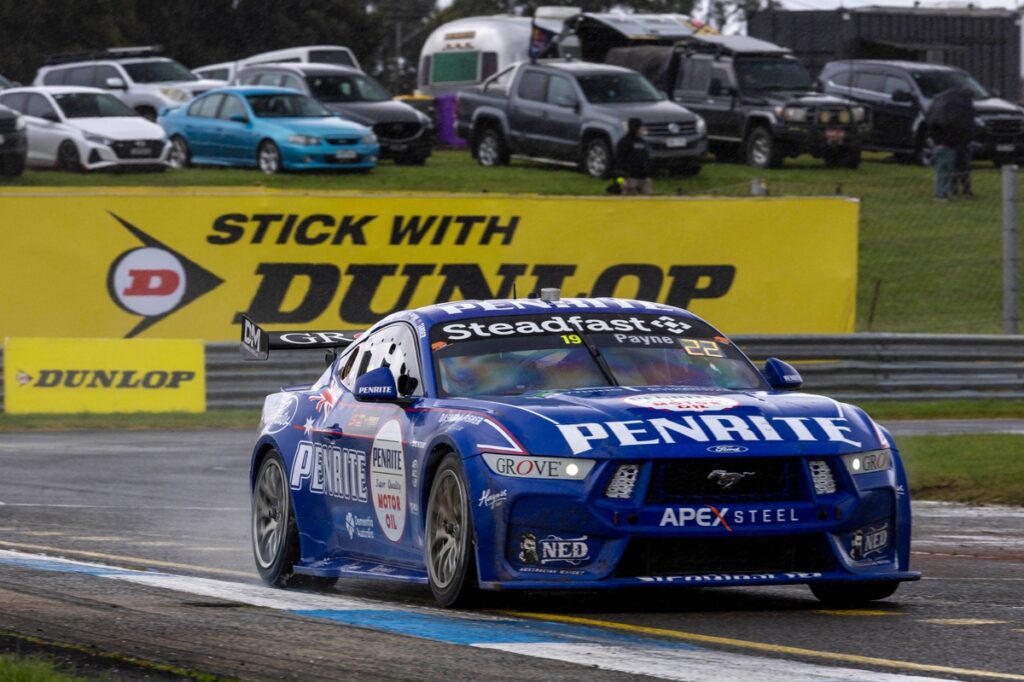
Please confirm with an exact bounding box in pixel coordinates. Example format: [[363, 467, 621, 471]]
[[455, 60, 707, 178]]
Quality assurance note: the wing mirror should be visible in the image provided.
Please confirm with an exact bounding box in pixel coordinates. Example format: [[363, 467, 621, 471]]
[[105, 76, 126, 90], [891, 89, 914, 103], [229, 113, 249, 124], [763, 357, 803, 390], [555, 94, 578, 109], [41, 112, 60, 123]]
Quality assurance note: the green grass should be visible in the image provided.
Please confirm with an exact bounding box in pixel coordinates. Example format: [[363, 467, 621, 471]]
[[900, 434, 1024, 505], [2, 149, 1015, 333], [0, 655, 89, 682]]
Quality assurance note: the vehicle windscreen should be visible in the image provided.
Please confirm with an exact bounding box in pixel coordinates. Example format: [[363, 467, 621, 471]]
[[53, 92, 137, 118], [123, 60, 197, 83], [430, 313, 765, 397], [309, 49, 357, 67], [735, 58, 812, 92], [246, 93, 332, 117], [306, 73, 390, 102], [577, 73, 663, 103], [912, 70, 989, 99]]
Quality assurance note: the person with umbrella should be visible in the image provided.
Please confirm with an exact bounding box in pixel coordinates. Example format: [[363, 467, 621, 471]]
[[926, 86, 975, 200]]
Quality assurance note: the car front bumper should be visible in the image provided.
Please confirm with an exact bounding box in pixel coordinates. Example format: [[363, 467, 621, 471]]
[[770, 123, 868, 155], [82, 139, 171, 171], [646, 136, 707, 165], [281, 142, 380, 170]]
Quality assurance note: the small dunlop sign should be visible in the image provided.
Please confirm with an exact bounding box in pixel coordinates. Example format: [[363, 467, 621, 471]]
[[3, 338, 205, 414]]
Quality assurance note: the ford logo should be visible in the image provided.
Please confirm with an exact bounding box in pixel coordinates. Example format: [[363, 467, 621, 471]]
[[707, 445, 748, 454]]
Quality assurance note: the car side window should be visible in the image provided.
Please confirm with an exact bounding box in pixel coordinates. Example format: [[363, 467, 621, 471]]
[[26, 94, 57, 119], [189, 94, 223, 118], [239, 72, 261, 86], [546, 75, 576, 105], [257, 73, 283, 86], [709, 65, 732, 93], [94, 65, 120, 88], [218, 94, 247, 120], [42, 68, 68, 85], [827, 68, 852, 87], [342, 323, 423, 396], [517, 70, 548, 102], [853, 72, 885, 93], [679, 59, 711, 93], [882, 75, 912, 96], [66, 66, 94, 86], [0, 92, 28, 114]]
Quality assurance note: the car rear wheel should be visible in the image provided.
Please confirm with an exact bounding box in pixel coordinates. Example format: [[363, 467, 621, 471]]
[[252, 450, 336, 589], [57, 141, 82, 172], [810, 580, 900, 606], [169, 136, 191, 169], [425, 453, 478, 607], [258, 140, 283, 174], [582, 137, 612, 179], [475, 127, 508, 167], [746, 127, 782, 169]]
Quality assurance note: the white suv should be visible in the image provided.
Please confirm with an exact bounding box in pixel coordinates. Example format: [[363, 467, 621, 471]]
[[33, 49, 225, 120]]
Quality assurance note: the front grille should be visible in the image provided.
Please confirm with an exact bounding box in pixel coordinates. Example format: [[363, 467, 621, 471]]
[[814, 107, 852, 126], [373, 121, 422, 141], [0, 118, 16, 133], [110, 140, 163, 159], [615, 534, 833, 577], [326, 137, 359, 146], [322, 154, 366, 164], [647, 457, 802, 504], [982, 117, 1024, 136], [645, 121, 698, 137]]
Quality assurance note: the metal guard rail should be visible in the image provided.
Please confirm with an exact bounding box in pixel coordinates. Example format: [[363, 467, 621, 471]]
[[2, 334, 1023, 411]]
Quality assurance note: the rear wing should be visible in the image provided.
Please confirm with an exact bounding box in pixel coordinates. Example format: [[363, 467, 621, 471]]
[[240, 315, 360, 361]]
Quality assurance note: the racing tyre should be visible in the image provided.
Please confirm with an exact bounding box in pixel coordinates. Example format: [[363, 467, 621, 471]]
[[258, 140, 283, 174], [425, 453, 479, 607], [810, 580, 900, 607], [169, 136, 191, 169], [57, 141, 82, 172], [582, 137, 613, 179], [746, 127, 783, 169], [252, 450, 337, 590], [475, 127, 508, 167]]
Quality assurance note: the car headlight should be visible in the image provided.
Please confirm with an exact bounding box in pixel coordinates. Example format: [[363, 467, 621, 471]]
[[362, 132, 378, 145], [852, 106, 866, 123], [842, 448, 892, 475], [84, 133, 113, 146], [781, 106, 808, 123], [15, 116, 26, 131], [481, 453, 595, 480], [159, 87, 189, 103], [694, 115, 706, 136], [287, 134, 321, 146]]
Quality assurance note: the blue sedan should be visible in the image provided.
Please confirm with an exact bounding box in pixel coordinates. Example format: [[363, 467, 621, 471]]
[[161, 86, 378, 173]]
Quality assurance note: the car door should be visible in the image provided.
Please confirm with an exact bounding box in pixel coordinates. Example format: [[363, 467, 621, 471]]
[[673, 57, 726, 138], [508, 68, 548, 155], [849, 71, 908, 149], [325, 322, 425, 565], [538, 73, 581, 160], [182, 93, 224, 160], [23, 93, 66, 165], [877, 71, 918, 149], [214, 93, 256, 162]]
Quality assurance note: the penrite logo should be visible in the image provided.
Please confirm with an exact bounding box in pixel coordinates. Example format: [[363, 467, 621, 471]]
[[106, 212, 223, 337]]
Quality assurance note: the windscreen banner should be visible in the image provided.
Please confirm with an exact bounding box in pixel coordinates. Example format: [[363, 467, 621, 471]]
[[0, 188, 858, 340], [3, 337, 205, 413]]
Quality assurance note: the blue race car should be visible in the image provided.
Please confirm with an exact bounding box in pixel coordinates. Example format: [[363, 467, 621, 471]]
[[161, 86, 378, 174], [243, 293, 919, 607]]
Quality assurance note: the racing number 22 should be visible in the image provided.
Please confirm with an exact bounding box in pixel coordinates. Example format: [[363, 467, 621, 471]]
[[681, 339, 723, 357]]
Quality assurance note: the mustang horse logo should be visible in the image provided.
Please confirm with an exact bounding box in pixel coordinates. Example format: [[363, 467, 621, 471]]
[[707, 469, 755, 489]]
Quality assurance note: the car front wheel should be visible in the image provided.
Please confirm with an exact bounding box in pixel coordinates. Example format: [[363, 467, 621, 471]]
[[582, 137, 612, 179], [57, 141, 82, 172], [258, 140, 283, 174], [746, 127, 782, 169], [475, 128, 508, 167], [425, 453, 478, 607], [169, 136, 191, 169]]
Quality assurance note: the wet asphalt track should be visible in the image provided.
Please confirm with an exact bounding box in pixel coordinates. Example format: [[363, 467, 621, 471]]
[[0, 428, 1021, 681]]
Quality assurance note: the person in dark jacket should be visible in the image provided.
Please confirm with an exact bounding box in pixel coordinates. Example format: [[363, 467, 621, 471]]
[[615, 117, 652, 195], [926, 87, 975, 200]]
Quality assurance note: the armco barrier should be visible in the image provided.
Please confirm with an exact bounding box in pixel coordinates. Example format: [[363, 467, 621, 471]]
[[3, 334, 1024, 411]]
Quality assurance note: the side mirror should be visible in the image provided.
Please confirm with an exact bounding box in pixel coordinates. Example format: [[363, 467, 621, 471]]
[[41, 112, 60, 123], [709, 78, 724, 96], [105, 76, 126, 90], [354, 367, 398, 402], [763, 357, 803, 390], [229, 113, 249, 124], [891, 89, 913, 103], [555, 94, 578, 109], [811, 79, 822, 93]]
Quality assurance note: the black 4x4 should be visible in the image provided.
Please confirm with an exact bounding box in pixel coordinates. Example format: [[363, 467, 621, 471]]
[[820, 60, 1024, 166], [608, 35, 868, 169]]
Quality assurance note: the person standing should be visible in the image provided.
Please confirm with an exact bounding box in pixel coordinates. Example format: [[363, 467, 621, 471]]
[[926, 87, 975, 200], [615, 117, 652, 195]]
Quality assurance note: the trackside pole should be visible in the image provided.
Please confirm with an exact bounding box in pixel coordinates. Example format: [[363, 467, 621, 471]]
[[1003, 164, 1019, 334]]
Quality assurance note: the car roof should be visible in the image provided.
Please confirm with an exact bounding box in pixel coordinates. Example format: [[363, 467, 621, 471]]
[[401, 297, 699, 329], [202, 85, 305, 96], [44, 56, 171, 68], [826, 60, 960, 73], [2, 85, 106, 95], [239, 62, 362, 76], [533, 60, 636, 75]]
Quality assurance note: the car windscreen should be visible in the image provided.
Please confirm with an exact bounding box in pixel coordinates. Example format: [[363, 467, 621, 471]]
[[912, 70, 989, 99], [430, 313, 765, 397], [309, 49, 356, 67], [306, 73, 390, 102], [53, 92, 137, 118], [123, 60, 198, 83], [577, 73, 663, 103], [735, 58, 812, 92], [246, 93, 332, 117]]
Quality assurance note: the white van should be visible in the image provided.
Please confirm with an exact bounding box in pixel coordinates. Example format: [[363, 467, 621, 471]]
[[241, 45, 361, 72]]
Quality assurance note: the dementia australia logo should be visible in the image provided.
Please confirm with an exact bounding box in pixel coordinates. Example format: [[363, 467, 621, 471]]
[[106, 213, 223, 338], [344, 512, 375, 540]]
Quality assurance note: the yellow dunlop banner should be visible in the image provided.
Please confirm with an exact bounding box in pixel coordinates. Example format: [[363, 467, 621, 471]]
[[0, 188, 858, 339], [3, 338, 205, 413]]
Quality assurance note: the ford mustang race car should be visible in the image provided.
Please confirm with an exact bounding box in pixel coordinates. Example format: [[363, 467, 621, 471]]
[[243, 293, 919, 607]]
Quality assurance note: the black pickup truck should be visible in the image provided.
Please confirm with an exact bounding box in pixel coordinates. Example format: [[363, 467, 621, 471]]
[[455, 60, 707, 178], [607, 35, 869, 169]]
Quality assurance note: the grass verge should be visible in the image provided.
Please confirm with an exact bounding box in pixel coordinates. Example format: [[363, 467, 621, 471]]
[[899, 434, 1024, 506], [0, 654, 89, 682]]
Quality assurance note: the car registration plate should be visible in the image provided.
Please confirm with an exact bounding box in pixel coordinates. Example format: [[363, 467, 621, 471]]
[[997, 143, 1015, 152], [389, 144, 407, 152], [335, 150, 358, 160], [665, 136, 687, 148], [130, 147, 151, 157], [825, 128, 845, 142]]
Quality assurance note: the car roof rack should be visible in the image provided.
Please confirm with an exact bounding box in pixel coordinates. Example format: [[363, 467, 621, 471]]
[[44, 45, 164, 66]]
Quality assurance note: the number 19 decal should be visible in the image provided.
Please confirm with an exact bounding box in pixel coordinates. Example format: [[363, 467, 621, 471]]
[[681, 339, 724, 357], [561, 334, 582, 345]]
